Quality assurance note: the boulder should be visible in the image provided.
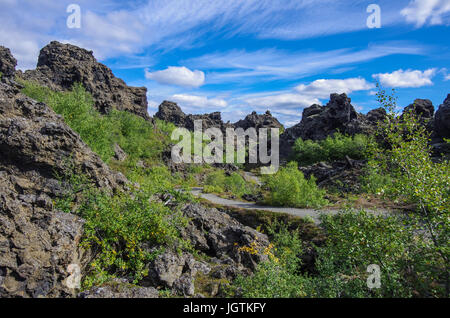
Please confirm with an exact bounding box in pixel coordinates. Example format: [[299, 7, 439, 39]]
[[434, 94, 450, 139], [0, 46, 17, 80], [20, 41, 151, 120], [154, 101, 187, 126], [180, 203, 270, 271], [0, 83, 127, 193], [142, 249, 210, 296], [366, 107, 387, 124], [403, 99, 434, 119], [292, 93, 358, 141], [0, 169, 88, 298], [79, 279, 159, 298], [113, 143, 127, 162], [234, 110, 283, 130]]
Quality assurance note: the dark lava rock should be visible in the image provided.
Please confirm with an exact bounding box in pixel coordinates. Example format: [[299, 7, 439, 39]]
[[0, 80, 129, 298], [155, 100, 232, 132], [79, 279, 159, 298], [141, 249, 211, 297], [289, 93, 359, 141], [20, 41, 151, 120], [366, 107, 387, 124], [435, 94, 450, 139], [0, 46, 17, 80], [234, 110, 283, 130], [403, 99, 434, 120], [180, 203, 270, 271], [299, 159, 367, 193], [280, 93, 377, 159], [154, 101, 187, 126]]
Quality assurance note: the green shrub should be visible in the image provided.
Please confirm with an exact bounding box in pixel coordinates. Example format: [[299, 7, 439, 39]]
[[224, 172, 249, 197], [56, 172, 189, 289], [205, 170, 227, 188], [360, 84, 449, 296], [20, 80, 174, 166], [203, 184, 224, 194], [230, 258, 307, 298], [227, 222, 307, 298], [262, 162, 328, 208], [303, 209, 447, 298], [360, 164, 395, 196], [293, 133, 370, 166], [204, 170, 256, 198]]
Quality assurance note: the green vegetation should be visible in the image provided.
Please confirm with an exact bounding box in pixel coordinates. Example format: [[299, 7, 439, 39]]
[[203, 170, 258, 199], [20, 80, 175, 165], [227, 86, 449, 298], [20, 81, 193, 289], [262, 162, 328, 208], [293, 133, 370, 166], [56, 171, 189, 289], [226, 221, 307, 298], [19, 79, 448, 297]]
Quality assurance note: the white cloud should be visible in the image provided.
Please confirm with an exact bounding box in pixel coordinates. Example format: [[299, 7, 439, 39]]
[[171, 94, 227, 110], [372, 68, 437, 88], [401, 0, 450, 27], [185, 43, 427, 83], [445, 74, 450, 81], [295, 78, 374, 98], [0, 0, 432, 71], [145, 66, 205, 88]]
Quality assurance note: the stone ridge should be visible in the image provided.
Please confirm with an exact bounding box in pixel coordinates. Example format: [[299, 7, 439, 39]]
[[19, 41, 151, 121]]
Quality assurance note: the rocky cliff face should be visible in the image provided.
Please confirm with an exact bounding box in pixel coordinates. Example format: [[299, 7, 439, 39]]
[[0, 80, 130, 297], [282, 94, 365, 142], [19, 41, 151, 121], [0, 47, 130, 297]]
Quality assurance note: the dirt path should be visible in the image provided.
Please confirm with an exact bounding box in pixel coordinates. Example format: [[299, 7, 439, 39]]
[[190, 187, 388, 222]]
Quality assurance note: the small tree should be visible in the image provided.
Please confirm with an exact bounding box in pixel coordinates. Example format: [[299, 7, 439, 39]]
[[367, 83, 449, 296]]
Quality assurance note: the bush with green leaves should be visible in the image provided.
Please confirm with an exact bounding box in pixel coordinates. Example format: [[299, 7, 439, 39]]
[[20, 80, 175, 166], [56, 171, 189, 289], [227, 221, 307, 298], [360, 84, 449, 296], [293, 133, 370, 166], [203, 170, 257, 198], [303, 210, 425, 297], [262, 162, 328, 208]]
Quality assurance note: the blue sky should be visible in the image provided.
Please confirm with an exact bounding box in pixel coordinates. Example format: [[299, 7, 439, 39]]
[[1, 0, 449, 126]]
